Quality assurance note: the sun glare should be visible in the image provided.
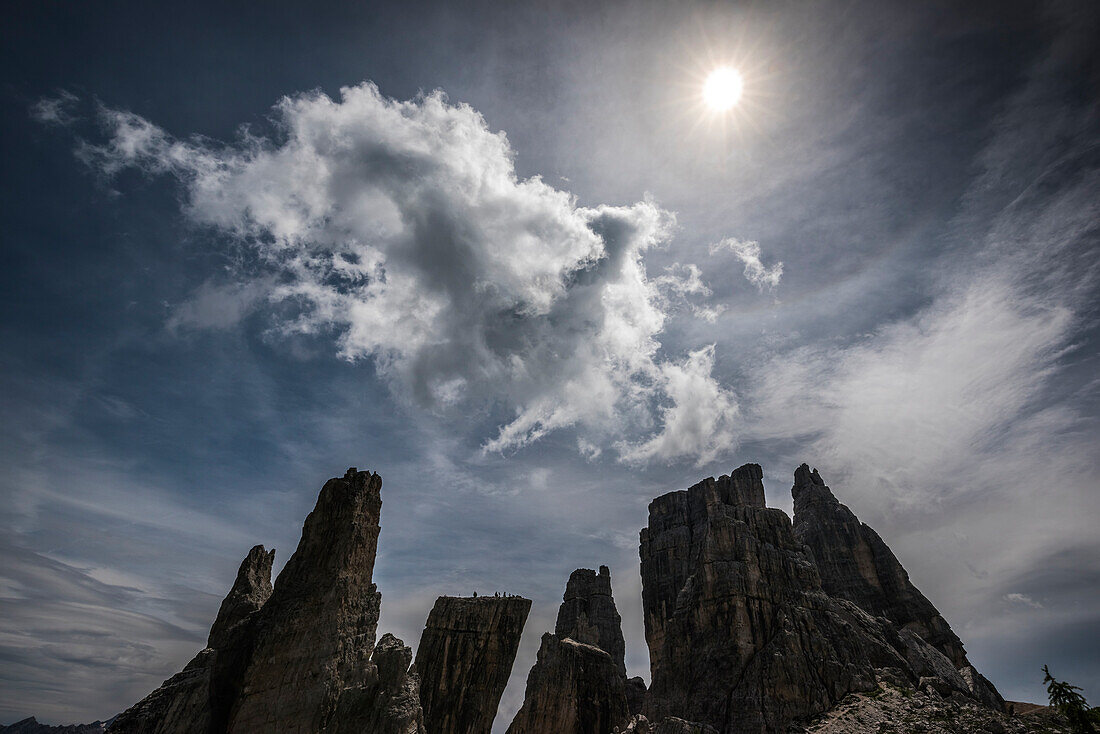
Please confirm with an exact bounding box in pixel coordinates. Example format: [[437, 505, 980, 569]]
[[703, 67, 743, 111]]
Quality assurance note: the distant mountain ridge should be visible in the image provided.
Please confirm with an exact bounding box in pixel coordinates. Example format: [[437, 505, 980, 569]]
[[0, 717, 110, 734]]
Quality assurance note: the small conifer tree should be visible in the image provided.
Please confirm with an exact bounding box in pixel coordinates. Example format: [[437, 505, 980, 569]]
[[1043, 665, 1098, 734]]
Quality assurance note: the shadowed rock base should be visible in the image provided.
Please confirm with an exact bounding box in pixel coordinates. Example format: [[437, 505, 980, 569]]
[[328, 634, 425, 734], [508, 634, 630, 734]]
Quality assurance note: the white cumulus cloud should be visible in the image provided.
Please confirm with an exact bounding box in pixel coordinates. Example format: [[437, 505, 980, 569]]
[[76, 83, 741, 463]]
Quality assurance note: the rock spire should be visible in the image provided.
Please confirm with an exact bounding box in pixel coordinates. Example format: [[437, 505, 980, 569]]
[[108, 468, 425, 734], [508, 566, 635, 734]]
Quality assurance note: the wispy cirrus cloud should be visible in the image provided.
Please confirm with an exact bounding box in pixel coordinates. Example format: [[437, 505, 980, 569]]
[[29, 90, 79, 126], [709, 237, 783, 291], [0, 542, 211, 724], [738, 1, 1100, 698]]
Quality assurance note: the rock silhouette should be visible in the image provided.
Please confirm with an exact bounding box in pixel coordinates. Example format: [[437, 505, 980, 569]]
[[791, 464, 969, 666], [414, 596, 530, 734], [639, 463, 1007, 733], [508, 567, 633, 734], [791, 464, 1005, 710], [97, 462, 1021, 734], [556, 567, 628, 676], [228, 468, 385, 733], [109, 545, 274, 734], [108, 468, 424, 734]]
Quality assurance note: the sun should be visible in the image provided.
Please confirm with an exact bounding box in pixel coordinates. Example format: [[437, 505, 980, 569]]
[[703, 67, 743, 111]]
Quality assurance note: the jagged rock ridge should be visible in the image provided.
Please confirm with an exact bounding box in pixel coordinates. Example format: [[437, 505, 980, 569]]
[[96, 461, 1015, 734], [791, 464, 1005, 710], [638, 463, 1007, 733], [108, 544, 274, 734], [414, 595, 531, 734], [791, 464, 968, 666], [327, 633, 425, 734]]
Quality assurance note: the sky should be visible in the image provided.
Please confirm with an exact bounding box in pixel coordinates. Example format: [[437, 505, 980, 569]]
[[2, 0, 1098, 726]]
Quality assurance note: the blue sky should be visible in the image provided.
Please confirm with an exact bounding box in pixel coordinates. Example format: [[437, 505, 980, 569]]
[[2, 0, 1098, 726]]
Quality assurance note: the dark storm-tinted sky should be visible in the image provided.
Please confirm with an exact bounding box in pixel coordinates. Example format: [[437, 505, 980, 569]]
[[2, 0, 1098, 726]]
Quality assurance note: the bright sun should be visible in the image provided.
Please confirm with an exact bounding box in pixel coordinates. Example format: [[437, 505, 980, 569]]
[[703, 67, 743, 111]]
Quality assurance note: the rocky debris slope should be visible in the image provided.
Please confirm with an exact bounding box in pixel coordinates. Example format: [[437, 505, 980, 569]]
[[1, 719, 110, 734], [792, 464, 1005, 710], [639, 463, 1007, 733], [798, 678, 1068, 734], [508, 567, 635, 734], [108, 468, 425, 734], [616, 716, 718, 734], [414, 595, 531, 734]]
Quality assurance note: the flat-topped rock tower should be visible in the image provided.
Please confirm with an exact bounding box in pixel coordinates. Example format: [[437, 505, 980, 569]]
[[414, 595, 531, 734]]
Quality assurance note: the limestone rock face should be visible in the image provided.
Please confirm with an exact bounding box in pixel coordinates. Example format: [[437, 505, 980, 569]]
[[329, 634, 426, 734], [228, 468, 384, 733], [207, 545, 274, 649], [206, 546, 274, 732], [791, 464, 971, 669], [507, 634, 630, 734], [508, 566, 636, 733], [960, 665, 1008, 712], [556, 566, 627, 676], [626, 677, 647, 716], [414, 595, 531, 734], [109, 468, 425, 734], [110, 545, 274, 734], [640, 463, 901, 732]]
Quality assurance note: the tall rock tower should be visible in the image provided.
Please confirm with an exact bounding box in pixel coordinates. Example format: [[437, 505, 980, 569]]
[[640, 464, 899, 731], [414, 595, 531, 734], [109, 468, 425, 734], [508, 566, 635, 734]]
